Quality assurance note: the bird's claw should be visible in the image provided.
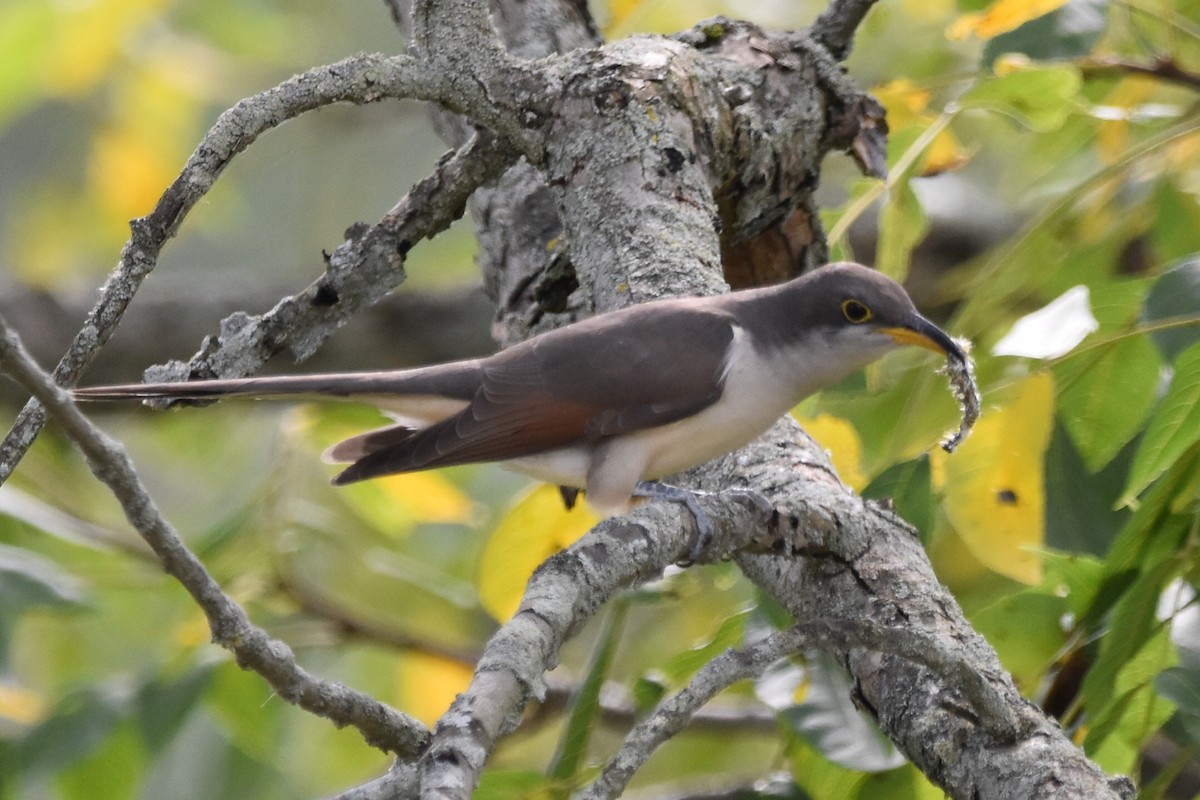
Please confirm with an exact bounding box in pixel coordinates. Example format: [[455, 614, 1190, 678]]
[[632, 481, 714, 565], [632, 482, 780, 565]]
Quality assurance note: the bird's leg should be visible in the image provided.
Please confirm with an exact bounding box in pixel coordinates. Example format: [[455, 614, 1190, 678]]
[[558, 485, 581, 510], [632, 481, 715, 565]]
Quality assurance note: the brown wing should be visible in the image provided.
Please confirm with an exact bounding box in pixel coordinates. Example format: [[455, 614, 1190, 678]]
[[333, 300, 738, 484]]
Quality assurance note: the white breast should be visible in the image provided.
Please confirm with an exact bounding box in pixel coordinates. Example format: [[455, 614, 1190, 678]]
[[504, 325, 892, 516]]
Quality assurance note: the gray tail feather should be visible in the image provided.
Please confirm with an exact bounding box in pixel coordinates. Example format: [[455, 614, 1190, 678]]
[[73, 361, 485, 404], [73, 374, 383, 402]]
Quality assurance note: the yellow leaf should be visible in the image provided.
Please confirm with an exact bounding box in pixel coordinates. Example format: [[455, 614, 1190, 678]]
[[338, 471, 478, 534], [0, 683, 45, 725], [11, 187, 114, 286], [288, 407, 477, 530], [174, 612, 212, 649], [375, 472, 477, 525], [871, 80, 969, 176], [993, 53, 1034, 76], [920, 127, 971, 176], [478, 484, 598, 622], [947, 0, 1069, 40], [928, 512, 997, 590], [89, 125, 177, 221], [1095, 77, 1156, 164], [872, 78, 932, 131], [932, 373, 1053, 585], [606, 0, 646, 29], [795, 413, 867, 492], [45, 0, 166, 96], [395, 652, 474, 727]]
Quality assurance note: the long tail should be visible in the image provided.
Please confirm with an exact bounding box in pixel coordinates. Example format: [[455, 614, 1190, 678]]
[[73, 361, 485, 404]]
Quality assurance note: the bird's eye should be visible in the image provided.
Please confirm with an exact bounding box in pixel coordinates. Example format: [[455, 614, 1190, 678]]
[[841, 299, 873, 323]]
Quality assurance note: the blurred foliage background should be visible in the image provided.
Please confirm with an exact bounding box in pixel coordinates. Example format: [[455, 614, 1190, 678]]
[[1, 0, 1199, 798]]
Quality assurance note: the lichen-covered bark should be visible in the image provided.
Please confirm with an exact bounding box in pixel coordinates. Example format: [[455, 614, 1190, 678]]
[[2, 0, 1132, 797], [407, 5, 1131, 800]]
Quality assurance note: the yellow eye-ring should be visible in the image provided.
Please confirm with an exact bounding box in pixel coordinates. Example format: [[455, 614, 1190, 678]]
[[841, 299, 873, 323]]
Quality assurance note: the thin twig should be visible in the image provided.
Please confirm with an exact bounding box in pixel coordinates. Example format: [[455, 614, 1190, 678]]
[[0, 53, 449, 485], [147, 131, 513, 386], [581, 626, 811, 800], [808, 0, 883, 60], [1079, 55, 1200, 91], [0, 316, 430, 757], [278, 573, 485, 666], [581, 611, 1023, 800]]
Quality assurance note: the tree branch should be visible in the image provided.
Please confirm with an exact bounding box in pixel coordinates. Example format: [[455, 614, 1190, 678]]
[[402, 11, 1133, 794], [416, 492, 769, 797], [0, 281, 493, 397], [581, 625, 812, 800], [408, 0, 548, 157], [0, 52, 462, 484], [136, 131, 513, 388], [1079, 55, 1200, 91], [0, 315, 431, 757], [22, 2, 1137, 796], [808, 0, 883, 60]]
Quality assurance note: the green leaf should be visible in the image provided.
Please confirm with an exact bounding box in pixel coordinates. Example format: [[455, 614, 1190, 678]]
[[958, 66, 1082, 132], [1075, 568, 1138, 633], [662, 609, 749, 684], [876, 179, 927, 282], [206, 663, 282, 761], [791, 740, 871, 799], [1103, 452, 1195, 577], [475, 770, 555, 800], [1043, 422, 1130, 556], [1084, 623, 1178, 773], [1156, 667, 1200, 719], [969, 591, 1066, 688], [17, 686, 126, 777], [1121, 342, 1200, 505], [1039, 551, 1105, 621], [1055, 335, 1160, 472], [547, 601, 627, 791], [863, 456, 933, 541], [632, 673, 668, 715], [1081, 555, 1182, 750], [1142, 255, 1200, 362], [57, 722, 145, 800], [0, 0, 54, 130], [0, 542, 88, 613], [136, 663, 216, 756], [1150, 184, 1200, 264], [853, 765, 946, 800], [770, 651, 904, 773]]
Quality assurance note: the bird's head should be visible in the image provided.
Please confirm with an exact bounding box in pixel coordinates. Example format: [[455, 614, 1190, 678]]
[[800, 262, 967, 368]]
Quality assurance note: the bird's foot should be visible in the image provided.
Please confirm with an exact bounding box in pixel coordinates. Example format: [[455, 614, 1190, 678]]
[[723, 486, 775, 519], [633, 482, 779, 565], [633, 481, 716, 566]]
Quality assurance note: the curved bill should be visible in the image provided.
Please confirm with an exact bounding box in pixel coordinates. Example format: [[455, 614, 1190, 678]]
[[881, 314, 966, 363]]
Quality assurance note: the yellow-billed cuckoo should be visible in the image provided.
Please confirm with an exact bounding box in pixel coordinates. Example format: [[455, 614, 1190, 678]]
[[75, 262, 968, 549]]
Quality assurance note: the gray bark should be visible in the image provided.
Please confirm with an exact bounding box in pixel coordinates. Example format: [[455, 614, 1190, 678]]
[[397, 3, 1130, 800], [0, 1, 1134, 799]]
